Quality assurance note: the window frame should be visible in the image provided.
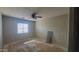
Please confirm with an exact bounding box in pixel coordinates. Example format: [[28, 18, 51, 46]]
[[17, 23, 29, 34]]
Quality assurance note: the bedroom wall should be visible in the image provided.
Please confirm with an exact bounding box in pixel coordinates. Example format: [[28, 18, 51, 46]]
[[0, 13, 2, 48], [2, 15, 35, 45], [36, 14, 69, 49]]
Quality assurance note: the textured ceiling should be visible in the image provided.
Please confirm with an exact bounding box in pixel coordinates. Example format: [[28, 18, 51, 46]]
[[0, 7, 69, 21]]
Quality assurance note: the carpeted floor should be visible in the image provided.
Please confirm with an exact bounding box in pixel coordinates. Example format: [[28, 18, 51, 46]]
[[4, 40, 64, 52]]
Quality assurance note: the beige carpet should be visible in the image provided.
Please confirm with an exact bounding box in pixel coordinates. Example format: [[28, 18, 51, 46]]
[[4, 40, 64, 52]]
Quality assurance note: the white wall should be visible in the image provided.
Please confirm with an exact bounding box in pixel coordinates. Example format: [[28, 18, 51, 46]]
[[36, 14, 69, 51], [0, 13, 2, 48]]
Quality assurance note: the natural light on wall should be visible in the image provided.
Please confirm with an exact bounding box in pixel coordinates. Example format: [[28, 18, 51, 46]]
[[17, 23, 28, 34]]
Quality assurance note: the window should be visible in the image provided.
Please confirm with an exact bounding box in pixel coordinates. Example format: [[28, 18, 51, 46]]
[[17, 23, 28, 34]]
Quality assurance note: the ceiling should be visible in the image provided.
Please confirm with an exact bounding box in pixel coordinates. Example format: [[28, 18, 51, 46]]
[[0, 7, 69, 21]]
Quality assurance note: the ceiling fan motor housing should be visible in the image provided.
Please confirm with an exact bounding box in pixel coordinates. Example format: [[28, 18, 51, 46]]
[[32, 13, 42, 19]]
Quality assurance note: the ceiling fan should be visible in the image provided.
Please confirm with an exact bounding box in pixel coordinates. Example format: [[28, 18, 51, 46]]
[[32, 13, 42, 19]]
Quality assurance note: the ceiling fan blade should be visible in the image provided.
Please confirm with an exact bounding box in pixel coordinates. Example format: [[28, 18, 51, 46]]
[[37, 16, 42, 18]]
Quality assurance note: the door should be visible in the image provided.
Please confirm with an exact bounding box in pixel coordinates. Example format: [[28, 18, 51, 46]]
[[68, 7, 79, 52]]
